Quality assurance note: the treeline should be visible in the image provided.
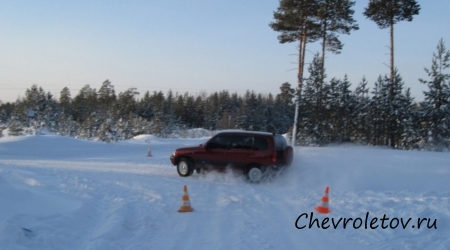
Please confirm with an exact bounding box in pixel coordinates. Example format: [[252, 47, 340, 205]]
[[0, 81, 294, 142], [0, 40, 449, 151], [295, 40, 449, 151]]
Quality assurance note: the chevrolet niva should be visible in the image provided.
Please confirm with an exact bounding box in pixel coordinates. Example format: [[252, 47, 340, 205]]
[[170, 130, 293, 182]]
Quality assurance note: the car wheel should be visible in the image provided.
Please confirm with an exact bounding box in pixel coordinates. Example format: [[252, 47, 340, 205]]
[[177, 158, 193, 177], [247, 166, 263, 183]]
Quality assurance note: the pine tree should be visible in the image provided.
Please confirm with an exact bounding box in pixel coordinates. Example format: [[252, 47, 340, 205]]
[[184, 94, 197, 127], [137, 91, 153, 120], [228, 92, 243, 130], [16, 85, 60, 132], [368, 70, 410, 147], [164, 90, 175, 133], [368, 76, 386, 145], [193, 95, 204, 129], [98, 80, 116, 114], [97, 117, 117, 142], [149, 91, 165, 136], [324, 77, 340, 143], [255, 93, 268, 132], [270, 0, 322, 145], [398, 88, 419, 149], [388, 70, 409, 147], [239, 90, 259, 131], [419, 39, 450, 150], [42, 91, 59, 131], [23, 85, 47, 123], [116, 88, 139, 118], [0, 102, 14, 124], [317, 0, 358, 82], [336, 74, 354, 142], [265, 93, 277, 133], [59, 87, 72, 115], [364, 0, 420, 83], [72, 85, 98, 123], [353, 77, 371, 143], [274, 82, 295, 134], [173, 93, 186, 126], [203, 92, 221, 130], [58, 87, 73, 136], [300, 54, 327, 144]]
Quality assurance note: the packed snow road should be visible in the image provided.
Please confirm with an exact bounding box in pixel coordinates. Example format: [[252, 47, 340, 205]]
[[0, 134, 449, 249]]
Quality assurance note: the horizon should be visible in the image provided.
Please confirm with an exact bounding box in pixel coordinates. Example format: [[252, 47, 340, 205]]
[[1, 0, 449, 103]]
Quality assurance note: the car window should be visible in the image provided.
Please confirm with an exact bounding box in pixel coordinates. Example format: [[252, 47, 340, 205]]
[[253, 137, 268, 150], [207, 135, 231, 150], [230, 135, 253, 150], [228, 135, 268, 151]]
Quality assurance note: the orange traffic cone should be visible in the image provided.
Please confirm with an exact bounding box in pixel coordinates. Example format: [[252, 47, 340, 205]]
[[315, 186, 331, 214], [178, 185, 194, 212], [147, 148, 153, 157]]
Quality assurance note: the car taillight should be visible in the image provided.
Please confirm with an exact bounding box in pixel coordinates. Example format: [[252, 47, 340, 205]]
[[272, 151, 277, 163]]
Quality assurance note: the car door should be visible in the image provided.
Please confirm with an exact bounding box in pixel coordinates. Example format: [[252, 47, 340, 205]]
[[227, 135, 255, 168], [196, 134, 231, 170]]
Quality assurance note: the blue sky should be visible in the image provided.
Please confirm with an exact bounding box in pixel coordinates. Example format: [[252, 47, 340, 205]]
[[1, 0, 449, 103]]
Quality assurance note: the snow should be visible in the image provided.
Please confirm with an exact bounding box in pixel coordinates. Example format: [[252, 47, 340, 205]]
[[1, 133, 449, 249]]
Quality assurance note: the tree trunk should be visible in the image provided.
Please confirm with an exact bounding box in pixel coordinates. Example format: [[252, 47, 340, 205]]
[[291, 26, 307, 146], [389, 20, 395, 148], [320, 22, 327, 110], [321, 26, 326, 89], [390, 20, 395, 83]]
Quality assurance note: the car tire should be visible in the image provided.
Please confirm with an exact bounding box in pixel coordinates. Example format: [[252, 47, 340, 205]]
[[177, 157, 193, 177], [247, 166, 263, 183]]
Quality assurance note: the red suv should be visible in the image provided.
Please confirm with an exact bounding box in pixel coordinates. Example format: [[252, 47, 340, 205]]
[[169, 131, 293, 182]]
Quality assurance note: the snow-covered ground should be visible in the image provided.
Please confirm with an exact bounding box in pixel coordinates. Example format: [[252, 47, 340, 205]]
[[0, 132, 449, 250]]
